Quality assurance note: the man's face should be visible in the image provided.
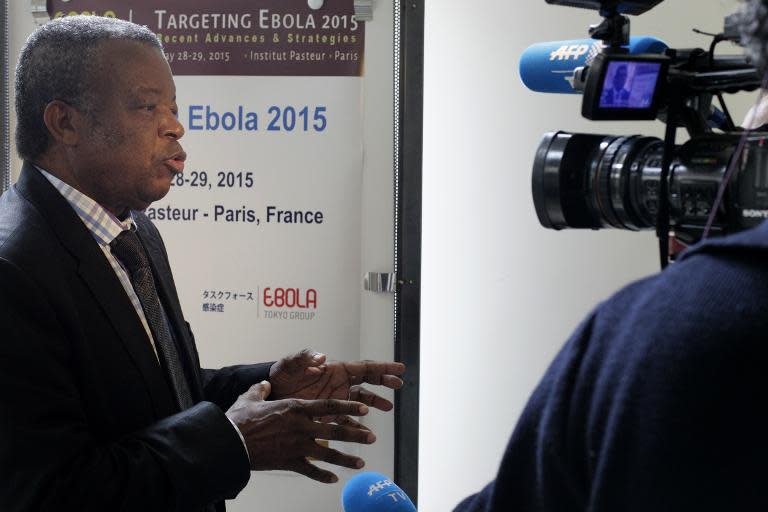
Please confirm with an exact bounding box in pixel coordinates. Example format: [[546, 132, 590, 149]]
[[613, 65, 628, 90], [70, 40, 185, 216]]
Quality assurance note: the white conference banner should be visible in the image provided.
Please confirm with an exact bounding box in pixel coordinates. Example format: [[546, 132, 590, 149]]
[[49, 0, 374, 509], [164, 75, 364, 388]]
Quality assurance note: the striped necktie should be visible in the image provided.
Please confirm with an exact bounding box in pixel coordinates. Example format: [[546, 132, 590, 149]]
[[110, 229, 194, 410]]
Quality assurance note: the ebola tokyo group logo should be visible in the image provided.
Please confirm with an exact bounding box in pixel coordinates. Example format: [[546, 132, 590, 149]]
[[261, 286, 318, 321]]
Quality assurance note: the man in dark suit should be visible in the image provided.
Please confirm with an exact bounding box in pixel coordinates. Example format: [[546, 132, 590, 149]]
[[0, 16, 404, 511], [600, 63, 631, 107]]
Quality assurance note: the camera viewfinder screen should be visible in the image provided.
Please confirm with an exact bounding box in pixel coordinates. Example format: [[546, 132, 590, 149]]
[[599, 60, 662, 109]]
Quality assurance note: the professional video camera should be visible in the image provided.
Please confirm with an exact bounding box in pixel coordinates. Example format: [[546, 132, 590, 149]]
[[528, 0, 768, 266]]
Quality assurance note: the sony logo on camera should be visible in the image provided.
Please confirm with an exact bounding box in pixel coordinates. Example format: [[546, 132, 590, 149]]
[[742, 209, 768, 219]]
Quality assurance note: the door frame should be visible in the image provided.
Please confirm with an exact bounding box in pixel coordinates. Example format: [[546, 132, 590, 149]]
[[394, 0, 423, 504]]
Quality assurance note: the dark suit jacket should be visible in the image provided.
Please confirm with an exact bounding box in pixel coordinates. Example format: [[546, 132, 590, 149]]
[[602, 86, 631, 106], [455, 221, 768, 511], [0, 163, 271, 511]]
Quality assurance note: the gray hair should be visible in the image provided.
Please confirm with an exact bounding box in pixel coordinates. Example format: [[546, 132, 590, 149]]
[[741, 0, 768, 78], [14, 16, 162, 161]]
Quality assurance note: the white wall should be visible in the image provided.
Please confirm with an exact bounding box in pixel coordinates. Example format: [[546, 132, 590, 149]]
[[419, 1, 753, 510], [7, 1, 36, 181], [359, 0, 397, 482]]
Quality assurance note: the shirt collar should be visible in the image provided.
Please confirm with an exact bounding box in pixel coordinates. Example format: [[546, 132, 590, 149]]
[[36, 166, 135, 246]]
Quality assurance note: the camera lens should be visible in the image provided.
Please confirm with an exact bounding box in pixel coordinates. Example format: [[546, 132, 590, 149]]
[[532, 131, 663, 231]]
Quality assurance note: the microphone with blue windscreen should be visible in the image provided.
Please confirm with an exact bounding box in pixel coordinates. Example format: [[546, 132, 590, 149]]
[[342, 472, 416, 512], [519, 36, 668, 94]]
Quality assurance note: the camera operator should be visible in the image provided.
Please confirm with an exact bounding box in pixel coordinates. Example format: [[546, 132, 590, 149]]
[[455, 1, 768, 510]]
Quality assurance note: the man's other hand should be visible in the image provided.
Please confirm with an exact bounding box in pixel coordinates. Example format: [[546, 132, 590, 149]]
[[269, 349, 405, 411], [226, 381, 374, 483]]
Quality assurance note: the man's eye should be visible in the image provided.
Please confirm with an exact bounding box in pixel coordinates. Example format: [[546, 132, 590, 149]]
[[142, 105, 156, 112]]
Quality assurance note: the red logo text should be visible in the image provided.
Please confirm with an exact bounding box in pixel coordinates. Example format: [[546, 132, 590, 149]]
[[263, 287, 318, 309]]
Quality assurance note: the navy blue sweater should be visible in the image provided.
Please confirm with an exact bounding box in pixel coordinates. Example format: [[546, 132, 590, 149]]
[[456, 221, 768, 511]]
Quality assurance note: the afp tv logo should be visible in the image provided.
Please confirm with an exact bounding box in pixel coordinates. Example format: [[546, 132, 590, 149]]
[[549, 42, 602, 63], [262, 287, 317, 321]]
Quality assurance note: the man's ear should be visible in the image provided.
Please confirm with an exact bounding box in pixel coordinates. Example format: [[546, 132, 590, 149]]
[[42, 100, 83, 147]]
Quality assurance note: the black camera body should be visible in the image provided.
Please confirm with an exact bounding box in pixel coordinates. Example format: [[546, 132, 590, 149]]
[[532, 0, 766, 258], [545, 0, 663, 16], [533, 130, 768, 243]]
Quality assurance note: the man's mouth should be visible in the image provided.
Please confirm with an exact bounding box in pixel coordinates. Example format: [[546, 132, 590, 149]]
[[164, 151, 187, 174]]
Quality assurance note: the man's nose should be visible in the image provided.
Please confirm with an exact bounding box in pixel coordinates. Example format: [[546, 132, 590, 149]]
[[162, 111, 185, 140]]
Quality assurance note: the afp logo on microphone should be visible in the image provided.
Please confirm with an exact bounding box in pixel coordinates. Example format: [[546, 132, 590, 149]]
[[367, 478, 397, 497], [342, 472, 416, 511], [549, 42, 602, 63]]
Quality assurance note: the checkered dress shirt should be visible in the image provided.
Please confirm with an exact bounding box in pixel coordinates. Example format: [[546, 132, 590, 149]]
[[36, 167, 251, 457], [38, 167, 159, 360]]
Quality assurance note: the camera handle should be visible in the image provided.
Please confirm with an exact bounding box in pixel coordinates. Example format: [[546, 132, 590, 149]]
[[589, 7, 630, 52]]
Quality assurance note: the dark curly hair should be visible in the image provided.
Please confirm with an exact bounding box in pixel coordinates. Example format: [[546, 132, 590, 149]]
[[741, 0, 768, 77], [14, 16, 162, 162]]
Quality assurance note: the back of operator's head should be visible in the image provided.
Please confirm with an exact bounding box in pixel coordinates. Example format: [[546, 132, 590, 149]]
[[14, 15, 162, 162], [741, 0, 768, 77]]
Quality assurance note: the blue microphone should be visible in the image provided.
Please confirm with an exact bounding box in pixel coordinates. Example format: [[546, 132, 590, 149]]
[[342, 472, 416, 511], [519, 36, 668, 94]]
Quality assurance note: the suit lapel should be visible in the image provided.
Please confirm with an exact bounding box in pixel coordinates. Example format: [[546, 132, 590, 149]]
[[15, 163, 177, 417]]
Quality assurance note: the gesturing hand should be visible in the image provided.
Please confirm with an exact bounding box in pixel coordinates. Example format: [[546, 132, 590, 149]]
[[226, 381, 375, 483], [269, 349, 406, 411]]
